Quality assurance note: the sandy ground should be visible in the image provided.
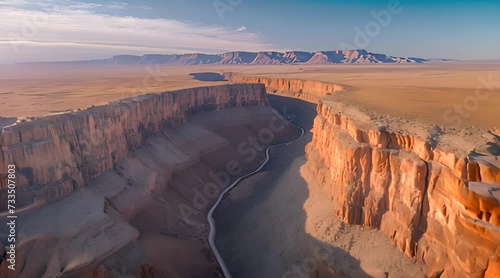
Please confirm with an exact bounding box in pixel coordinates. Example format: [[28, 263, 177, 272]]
[[215, 95, 428, 277], [235, 63, 500, 129], [1, 63, 499, 130]]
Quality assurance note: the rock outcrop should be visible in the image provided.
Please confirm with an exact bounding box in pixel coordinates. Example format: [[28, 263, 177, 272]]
[[304, 101, 500, 277], [0, 84, 267, 212]]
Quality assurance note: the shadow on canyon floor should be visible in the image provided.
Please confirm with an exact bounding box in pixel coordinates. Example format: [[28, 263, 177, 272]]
[[214, 95, 371, 277]]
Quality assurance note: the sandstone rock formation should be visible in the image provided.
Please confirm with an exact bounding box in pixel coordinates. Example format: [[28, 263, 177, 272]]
[[304, 103, 500, 277], [229, 75, 344, 102], [1, 104, 297, 277], [0, 82, 294, 277], [229, 76, 499, 277], [0, 84, 267, 211]]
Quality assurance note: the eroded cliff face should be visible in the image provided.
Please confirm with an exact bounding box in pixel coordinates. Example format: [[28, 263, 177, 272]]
[[304, 102, 500, 277], [226, 75, 499, 276], [229, 75, 344, 103], [0, 105, 298, 277], [0, 84, 267, 211]]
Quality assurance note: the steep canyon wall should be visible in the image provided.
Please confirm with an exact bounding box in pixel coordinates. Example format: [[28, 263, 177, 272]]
[[0, 84, 268, 212], [304, 102, 500, 277], [232, 76, 500, 277], [229, 75, 344, 103]]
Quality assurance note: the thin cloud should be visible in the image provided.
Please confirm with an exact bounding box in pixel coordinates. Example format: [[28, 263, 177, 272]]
[[0, 0, 128, 10], [0, 1, 278, 63]]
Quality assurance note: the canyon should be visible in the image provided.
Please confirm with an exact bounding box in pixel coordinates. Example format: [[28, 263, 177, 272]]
[[0, 84, 267, 210], [0, 84, 303, 276], [0, 64, 499, 277]]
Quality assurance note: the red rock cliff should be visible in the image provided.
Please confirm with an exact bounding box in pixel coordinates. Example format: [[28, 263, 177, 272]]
[[230, 75, 499, 277], [229, 75, 344, 103], [0, 84, 267, 211], [305, 102, 500, 277]]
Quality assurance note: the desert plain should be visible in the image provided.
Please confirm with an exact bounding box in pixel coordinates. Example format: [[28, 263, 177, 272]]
[[1, 62, 499, 129]]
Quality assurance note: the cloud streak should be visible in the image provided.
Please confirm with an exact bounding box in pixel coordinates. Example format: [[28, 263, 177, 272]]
[[236, 26, 247, 32], [0, 1, 278, 63]]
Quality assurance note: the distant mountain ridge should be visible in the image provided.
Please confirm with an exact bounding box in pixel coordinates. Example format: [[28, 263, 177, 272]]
[[60, 50, 435, 65]]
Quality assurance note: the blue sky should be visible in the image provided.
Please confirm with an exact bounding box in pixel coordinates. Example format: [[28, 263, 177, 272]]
[[0, 0, 499, 63]]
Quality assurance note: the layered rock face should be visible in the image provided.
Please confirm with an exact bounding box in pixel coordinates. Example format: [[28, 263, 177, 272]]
[[1, 105, 296, 277], [305, 102, 500, 277], [229, 75, 344, 102], [225, 75, 499, 276], [0, 84, 267, 211]]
